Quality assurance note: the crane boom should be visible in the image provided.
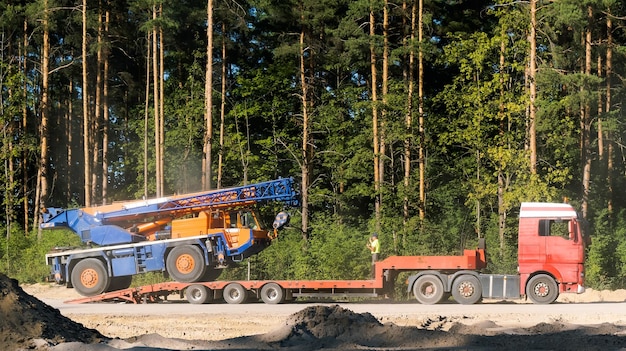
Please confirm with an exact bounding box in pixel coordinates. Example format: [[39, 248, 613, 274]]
[[41, 178, 298, 246]]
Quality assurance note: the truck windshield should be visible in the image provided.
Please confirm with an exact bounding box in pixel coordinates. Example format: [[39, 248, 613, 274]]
[[240, 211, 259, 230]]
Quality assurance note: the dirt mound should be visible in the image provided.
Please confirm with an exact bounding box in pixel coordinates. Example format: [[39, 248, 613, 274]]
[[0, 274, 104, 350], [260, 305, 460, 350]]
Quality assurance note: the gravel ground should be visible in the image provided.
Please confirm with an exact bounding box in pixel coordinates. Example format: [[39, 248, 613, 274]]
[[4, 276, 626, 350]]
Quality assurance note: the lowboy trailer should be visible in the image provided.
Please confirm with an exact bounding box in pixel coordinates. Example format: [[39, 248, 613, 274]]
[[63, 202, 589, 305]]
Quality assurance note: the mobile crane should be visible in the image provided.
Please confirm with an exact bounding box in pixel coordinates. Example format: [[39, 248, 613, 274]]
[[63, 201, 588, 305], [41, 178, 298, 296]]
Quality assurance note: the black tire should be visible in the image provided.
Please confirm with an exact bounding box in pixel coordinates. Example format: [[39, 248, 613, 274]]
[[527, 274, 559, 304], [185, 284, 213, 304], [107, 275, 133, 292], [223, 283, 248, 304], [199, 267, 222, 282], [260, 283, 285, 304], [166, 245, 206, 283], [413, 275, 445, 305], [451, 275, 482, 305], [71, 258, 110, 296]]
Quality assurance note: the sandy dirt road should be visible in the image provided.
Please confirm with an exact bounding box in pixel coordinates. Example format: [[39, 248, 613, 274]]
[[30, 286, 626, 341], [10, 283, 626, 350]]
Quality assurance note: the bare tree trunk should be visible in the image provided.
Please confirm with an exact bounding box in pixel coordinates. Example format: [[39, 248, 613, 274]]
[[82, 0, 91, 207], [380, 0, 389, 207], [159, 5, 165, 194], [36, 0, 51, 237], [417, 0, 425, 220], [1, 32, 14, 236], [203, 0, 214, 190], [606, 15, 613, 216], [94, 3, 103, 204], [144, 33, 150, 199], [22, 18, 30, 233], [370, 3, 380, 232], [528, 0, 537, 174], [597, 54, 603, 162], [152, 4, 161, 197], [403, 0, 416, 236], [299, 16, 310, 241], [497, 35, 506, 254], [581, 5, 593, 219], [67, 78, 73, 200], [102, 8, 110, 204], [217, 22, 227, 189]]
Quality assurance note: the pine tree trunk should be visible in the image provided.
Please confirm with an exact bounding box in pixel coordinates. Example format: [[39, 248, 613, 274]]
[[152, 5, 161, 196], [370, 4, 380, 231], [94, 3, 103, 204], [380, 0, 389, 217], [102, 8, 110, 204], [36, 0, 51, 237], [159, 7, 165, 194], [497, 36, 506, 254], [606, 15, 613, 216], [22, 18, 30, 233], [82, 0, 91, 207], [403, 0, 416, 236], [581, 5, 593, 219], [300, 20, 310, 241], [203, 0, 214, 190], [417, 0, 425, 220], [528, 0, 537, 174], [144, 33, 150, 199], [217, 22, 227, 189]]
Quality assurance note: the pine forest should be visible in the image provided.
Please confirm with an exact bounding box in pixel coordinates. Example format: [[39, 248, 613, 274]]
[[1, 0, 626, 290]]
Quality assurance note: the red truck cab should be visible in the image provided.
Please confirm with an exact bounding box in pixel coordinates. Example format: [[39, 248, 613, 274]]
[[517, 202, 587, 302]]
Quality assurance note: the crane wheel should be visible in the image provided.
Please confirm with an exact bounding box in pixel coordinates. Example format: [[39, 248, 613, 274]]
[[71, 258, 110, 296], [166, 245, 207, 283], [107, 276, 133, 292]]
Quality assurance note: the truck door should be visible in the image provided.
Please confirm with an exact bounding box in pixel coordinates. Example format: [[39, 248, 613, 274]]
[[542, 219, 584, 284]]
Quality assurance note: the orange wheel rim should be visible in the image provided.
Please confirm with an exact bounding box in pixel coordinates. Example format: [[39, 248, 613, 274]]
[[80, 268, 99, 288], [176, 254, 195, 274]]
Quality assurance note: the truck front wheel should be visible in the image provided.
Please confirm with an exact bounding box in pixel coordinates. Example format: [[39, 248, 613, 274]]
[[527, 274, 559, 304], [451, 275, 482, 305], [71, 258, 110, 296], [413, 275, 445, 305], [166, 245, 206, 283]]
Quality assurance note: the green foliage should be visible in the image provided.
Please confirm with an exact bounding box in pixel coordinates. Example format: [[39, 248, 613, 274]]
[[0, 228, 82, 284]]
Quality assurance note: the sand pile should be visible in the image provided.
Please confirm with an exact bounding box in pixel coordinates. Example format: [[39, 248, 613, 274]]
[[260, 305, 457, 350], [0, 273, 104, 350]]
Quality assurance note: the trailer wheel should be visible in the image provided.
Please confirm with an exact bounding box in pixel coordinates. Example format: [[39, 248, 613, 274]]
[[223, 283, 248, 304], [166, 245, 206, 283], [527, 274, 559, 304], [260, 283, 285, 304], [71, 258, 110, 296], [107, 276, 133, 292], [185, 284, 213, 304], [413, 275, 445, 305], [451, 275, 482, 305]]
